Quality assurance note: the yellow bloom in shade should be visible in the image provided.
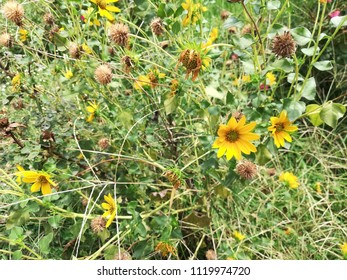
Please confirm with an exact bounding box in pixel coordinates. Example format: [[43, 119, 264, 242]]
[[82, 7, 101, 26], [12, 73, 20, 87], [64, 70, 73, 79], [279, 172, 299, 189], [155, 241, 177, 257], [340, 243, 347, 255], [242, 75, 251, 83], [19, 29, 28, 42], [90, 0, 121, 22], [182, 0, 207, 26], [134, 75, 151, 91], [233, 231, 245, 241], [268, 110, 298, 148], [15, 166, 57, 195], [213, 115, 260, 160], [101, 193, 117, 228], [315, 182, 322, 194], [82, 43, 93, 54], [202, 27, 218, 49], [86, 101, 99, 122], [266, 72, 276, 86]]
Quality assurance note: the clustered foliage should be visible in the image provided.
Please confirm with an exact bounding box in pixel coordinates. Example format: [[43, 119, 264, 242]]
[[0, 0, 346, 260]]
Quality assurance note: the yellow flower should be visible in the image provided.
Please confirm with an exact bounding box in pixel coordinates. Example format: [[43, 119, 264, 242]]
[[90, 0, 121, 22], [279, 172, 299, 189], [266, 72, 276, 86], [242, 75, 251, 83], [155, 241, 177, 257], [202, 27, 218, 49], [19, 29, 28, 42], [268, 110, 298, 148], [315, 182, 322, 194], [64, 70, 73, 79], [82, 43, 93, 54], [340, 243, 347, 255], [101, 193, 117, 228], [213, 115, 260, 161], [182, 0, 207, 26], [15, 165, 57, 195], [233, 231, 245, 241], [82, 7, 101, 26], [12, 73, 20, 87], [134, 75, 151, 91], [86, 101, 99, 122]]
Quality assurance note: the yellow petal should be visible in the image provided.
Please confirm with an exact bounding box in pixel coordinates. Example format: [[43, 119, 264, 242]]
[[41, 182, 52, 195], [104, 193, 114, 205], [227, 117, 238, 129], [16, 165, 25, 172], [238, 121, 257, 133], [30, 182, 41, 193], [99, 8, 114, 21], [106, 5, 121, 12], [106, 211, 116, 228], [101, 202, 111, 210], [217, 146, 227, 158]]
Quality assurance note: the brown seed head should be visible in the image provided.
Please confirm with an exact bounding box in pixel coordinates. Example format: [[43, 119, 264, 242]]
[[159, 40, 169, 49], [94, 64, 112, 85], [150, 17, 164, 36], [2, 1, 24, 26], [98, 137, 110, 150], [206, 249, 217, 260], [91, 216, 106, 234], [81, 197, 88, 207], [0, 32, 12, 47], [68, 42, 82, 59], [228, 26, 237, 34], [232, 111, 244, 122], [0, 117, 9, 129], [43, 12, 55, 25], [236, 160, 258, 180], [12, 98, 24, 110], [271, 31, 296, 58], [220, 10, 230, 21], [121, 55, 133, 73], [114, 249, 132, 260], [241, 24, 252, 35], [109, 23, 129, 47], [266, 168, 276, 177], [178, 49, 202, 81]]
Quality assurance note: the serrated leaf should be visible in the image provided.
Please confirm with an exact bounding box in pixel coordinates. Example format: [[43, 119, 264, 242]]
[[299, 77, 316, 100], [306, 104, 323, 126], [320, 102, 346, 128], [313, 60, 333, 71], [291, 27, 312, 46], [206, 86, 225, 100]]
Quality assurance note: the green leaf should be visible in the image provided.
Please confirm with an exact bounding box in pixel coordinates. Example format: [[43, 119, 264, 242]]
[[267, 0, 281, 10], [331, 15, 347, 27], [306, 104, 323, 126], [48, 215, 61, 229], [206, 86, 225, 100], [215, 185, 232, 198], [255, 144, 272, 165], [291, 27, 312, 46], [38, 232, 54, 254], [9, 226, 23, 241], [157, 3, 165, 18], [118, 110, 133, 129], [298, 77, 316, 100], [270, 58, 293, 73], [12, 250, 23, 260], [320, 102, 346, 128], [313, 60, 333, 71], [301, 46, 320, 56], [164, 95, 178, 115], [174, 6, 184, 18], [172, 21, 181, 34], [282, 99, 306, 120]]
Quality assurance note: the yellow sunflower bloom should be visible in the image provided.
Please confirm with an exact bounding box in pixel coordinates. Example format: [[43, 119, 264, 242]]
[[15, 166, 57, 195], [340, 243, 347, 255], [268, 110, 298, 148], [213, 115, 260, 161], [90, 0, 121, 22], [82, 7, 101, 26], [279, 172, 299, 189], [182, 0, 207, 26], [266, 72, 276, 86], [101, 193, 117, 228], [19, 29, 28, 42], [64, 70, 73, 79], [86, 101, 99, 122]]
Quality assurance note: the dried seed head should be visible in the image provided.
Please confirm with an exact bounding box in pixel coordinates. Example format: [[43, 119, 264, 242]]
[[98, 137, 110, 150], [2, 1, 24, 26], [0, 117, 9, 129], [12, 98, 24, 110], [205, 249, 217, 260], [0, 32, 12, 47], [114, 249, 132, 260], [150, 17, 164, 36], [236, 160, 258, 180], [266, 168, 276, 177], [43, 12, 55, 25], [228, 26, 237, 34], [178, 49, 202, 81], [81, 197, 88, 207], [220, 10, 230, 21], [121, 55, 133, 73], [232, 111, 244, 122], [68, 43, 82, 59], [108, 47, 115, 56], [94, 64, 112, 85], [271, 31, 296, 58], [241, 24, 252, 35], [91, 216, 106, 234], [159, 40, 169, 49], [109, 22, 129, 47]]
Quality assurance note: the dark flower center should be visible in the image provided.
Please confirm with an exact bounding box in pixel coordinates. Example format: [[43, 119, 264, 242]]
[[275, 123, 285, 132], [226, 130, 239, 142], [96, 0, 107, 9], [37, 175, 48, 184]]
